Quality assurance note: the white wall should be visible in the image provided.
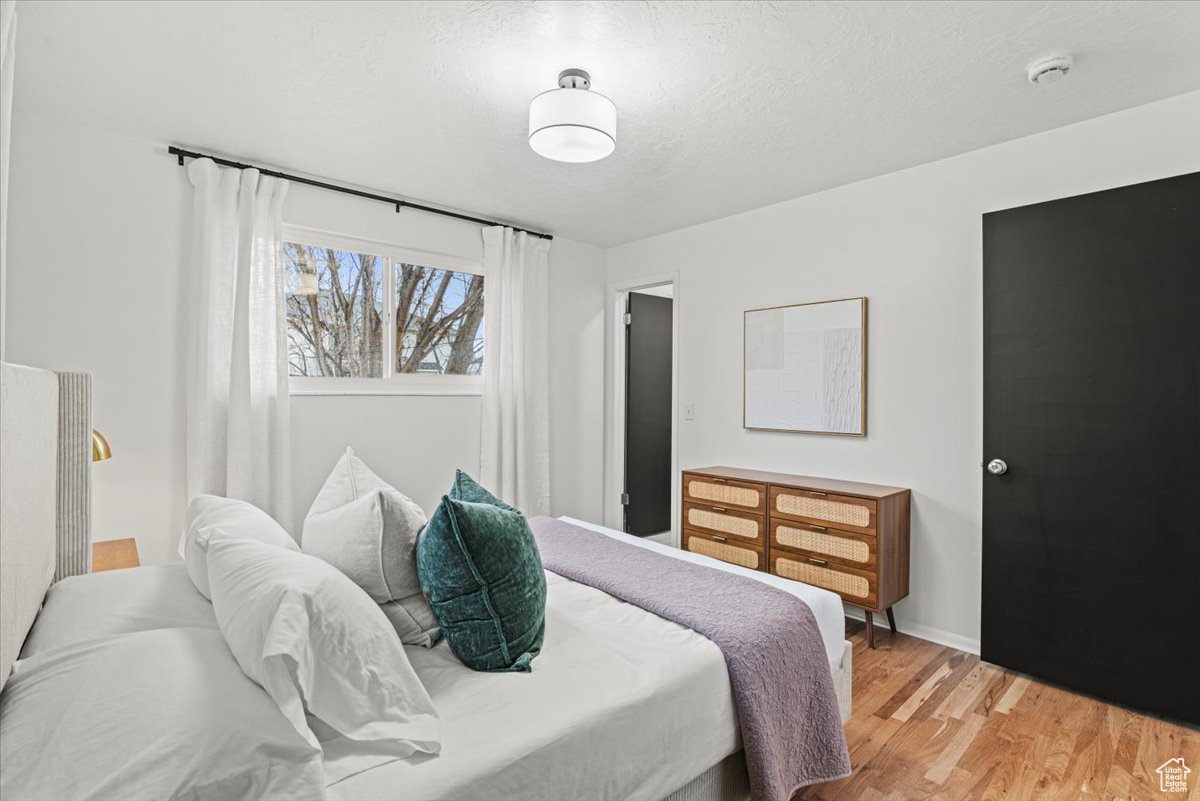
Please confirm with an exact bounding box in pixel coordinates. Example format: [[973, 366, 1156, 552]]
[[547, 237, 607, 523], [605, 92, 1200, 652], [5, 116, 189, 566], [4, 110, 606, 564]]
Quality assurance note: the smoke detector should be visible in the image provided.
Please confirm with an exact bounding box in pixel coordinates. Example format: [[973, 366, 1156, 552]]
[[1027, 54, 1074, 86]]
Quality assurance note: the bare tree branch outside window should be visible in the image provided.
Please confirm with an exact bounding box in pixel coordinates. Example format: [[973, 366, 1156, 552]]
[[284, 244, 383, 377], [396, 264, 484, 375], [284, 242, 484, 378]]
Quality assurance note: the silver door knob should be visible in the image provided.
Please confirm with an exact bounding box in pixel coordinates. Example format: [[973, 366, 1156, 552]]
[[986, 459, 1008, 475]]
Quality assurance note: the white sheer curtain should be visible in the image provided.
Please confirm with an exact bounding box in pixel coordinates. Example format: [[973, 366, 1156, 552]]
[[480, 227, 551, 515], [186, 159, 292, 530]]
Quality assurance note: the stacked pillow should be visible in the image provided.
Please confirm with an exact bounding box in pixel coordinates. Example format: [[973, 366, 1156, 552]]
[[179, 494, 301, 599], [174, 463, 544, 762], [300, 448, 441, 647], [302, 448, 438, 647], [417, 471, 547, 672], [8, 493, 444, 801], [204, 534, 440, 776], [151, 491, 445, 791]]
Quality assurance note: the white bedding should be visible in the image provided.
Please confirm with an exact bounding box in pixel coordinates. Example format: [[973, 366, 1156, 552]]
[[6, 515, 844, 801], [2, 628, 327, 801], [19, 563, 217, 659], [328, 517, 846, 801], [328, 569, 737, 801]]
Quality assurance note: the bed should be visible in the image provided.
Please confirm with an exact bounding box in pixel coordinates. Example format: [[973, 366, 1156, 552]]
[[0, 362, 851, 801]]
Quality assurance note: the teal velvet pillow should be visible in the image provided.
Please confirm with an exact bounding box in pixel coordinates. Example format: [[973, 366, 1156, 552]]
[[448, 469, 517, 511], [416, 488, 546, 672]]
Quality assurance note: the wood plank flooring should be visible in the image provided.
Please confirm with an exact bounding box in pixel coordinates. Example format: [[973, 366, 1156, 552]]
[[795, 619, 1199, 801]]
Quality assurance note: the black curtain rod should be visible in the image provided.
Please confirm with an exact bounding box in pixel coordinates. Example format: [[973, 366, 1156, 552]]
[[166, 146, 553, 241]]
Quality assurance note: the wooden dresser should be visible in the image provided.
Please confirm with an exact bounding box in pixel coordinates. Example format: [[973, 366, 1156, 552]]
[[681, 466, 911, 647]]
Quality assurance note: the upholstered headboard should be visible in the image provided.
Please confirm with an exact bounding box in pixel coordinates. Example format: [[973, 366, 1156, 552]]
[[0, 363, 92, 692]]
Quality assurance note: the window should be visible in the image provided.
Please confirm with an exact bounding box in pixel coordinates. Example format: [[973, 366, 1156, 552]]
[[285, 245, 384, 378], [283, 227, 484, 394], [395, 265, 484, 375]]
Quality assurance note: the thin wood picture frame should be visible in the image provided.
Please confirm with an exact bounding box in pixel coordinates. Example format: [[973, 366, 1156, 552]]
[[743, 296, 867, 436]]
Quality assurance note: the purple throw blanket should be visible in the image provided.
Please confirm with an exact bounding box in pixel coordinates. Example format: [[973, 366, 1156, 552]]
[[530, 517, 850, 801]]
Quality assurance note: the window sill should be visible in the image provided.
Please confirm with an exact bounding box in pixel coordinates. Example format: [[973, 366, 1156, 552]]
[[289, 376, 483, 397], [290, 387, 482, 398]]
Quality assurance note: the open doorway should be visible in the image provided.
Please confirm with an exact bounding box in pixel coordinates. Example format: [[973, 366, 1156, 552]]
[[610, 280, 677, 544]]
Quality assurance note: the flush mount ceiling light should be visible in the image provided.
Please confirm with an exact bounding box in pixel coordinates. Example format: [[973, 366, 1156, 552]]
[[1027, 54, 1074, 86], [529, 69, 616, 163]]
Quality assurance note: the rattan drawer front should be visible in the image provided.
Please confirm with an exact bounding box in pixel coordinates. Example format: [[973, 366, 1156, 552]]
[[683, 502, 764, 545], [683, 474, 766, 513], [770, 519, 877, 570], [771, 553, 877, 608], [684, 530, 764, 571], [770, 486, 877, 533]]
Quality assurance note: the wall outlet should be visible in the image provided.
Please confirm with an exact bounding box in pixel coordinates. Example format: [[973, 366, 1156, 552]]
[[684, 403, 695, 421]]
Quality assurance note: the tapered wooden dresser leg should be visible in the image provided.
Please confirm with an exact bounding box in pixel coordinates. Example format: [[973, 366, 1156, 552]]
[[886, 607, 897, 634], [864, 610, 875, 649]]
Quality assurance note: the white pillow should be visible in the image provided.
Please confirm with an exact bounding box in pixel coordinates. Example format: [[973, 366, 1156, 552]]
[[302, 448, 437, 646], [205, 534, 440, 777], [0, 627, 326, 801], [180, 494, 298, 599], [20, 563, 216, 659]]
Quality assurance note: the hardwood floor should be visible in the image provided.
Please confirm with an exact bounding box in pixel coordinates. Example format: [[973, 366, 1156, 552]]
[[796, 619, 1199, 801]]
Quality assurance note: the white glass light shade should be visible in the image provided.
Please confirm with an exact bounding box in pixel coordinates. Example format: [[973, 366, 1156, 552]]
[[528, 88, 616, 163]]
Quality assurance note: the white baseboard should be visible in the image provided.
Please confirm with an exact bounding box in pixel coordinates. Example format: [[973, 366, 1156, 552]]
[[843, 606, 981, 655]]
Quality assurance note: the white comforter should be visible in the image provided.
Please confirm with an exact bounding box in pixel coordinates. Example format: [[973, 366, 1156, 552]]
[[8, 518, 844, 801], [328, 517, 845, 801]]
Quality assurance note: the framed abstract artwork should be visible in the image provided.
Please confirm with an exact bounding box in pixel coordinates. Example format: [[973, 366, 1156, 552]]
[[743, 297, 866, 435]]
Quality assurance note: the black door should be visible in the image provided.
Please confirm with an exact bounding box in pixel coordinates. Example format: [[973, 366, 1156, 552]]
[[982, 172, 1200, 724], [625, 291, 673, 536]]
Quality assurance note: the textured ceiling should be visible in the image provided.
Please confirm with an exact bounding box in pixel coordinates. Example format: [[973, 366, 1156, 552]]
[[13, 0, 1200, 246]]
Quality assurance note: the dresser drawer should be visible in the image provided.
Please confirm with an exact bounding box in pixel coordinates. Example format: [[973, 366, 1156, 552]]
[[683, 502, 765, 546], [683, 473, 767, 513], [683, 529, 765, 571], [771, 551, 877, 607], [769, 486, 877, 534], [769, 519, 876, 571]]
